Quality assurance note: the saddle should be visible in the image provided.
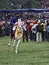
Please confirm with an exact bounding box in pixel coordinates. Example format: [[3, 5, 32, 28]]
[[15, 27, 23, 39]]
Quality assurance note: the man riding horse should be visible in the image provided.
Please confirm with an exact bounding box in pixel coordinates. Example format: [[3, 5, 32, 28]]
[[8, 16, 23, 53]]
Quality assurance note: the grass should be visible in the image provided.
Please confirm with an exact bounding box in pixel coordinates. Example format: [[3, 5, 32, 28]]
[[0, 36, 49, 65]]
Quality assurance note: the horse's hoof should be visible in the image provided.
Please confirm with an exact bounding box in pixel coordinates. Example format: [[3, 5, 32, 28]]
[[15, 50, 18, 53], [8, 43, 10, 46], [8, 44, 10, 46]]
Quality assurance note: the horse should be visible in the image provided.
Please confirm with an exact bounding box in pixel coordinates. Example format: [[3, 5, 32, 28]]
[[8, 25, 23, 53]]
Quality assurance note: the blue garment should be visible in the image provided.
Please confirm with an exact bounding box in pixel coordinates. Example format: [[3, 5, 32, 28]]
[[18, 16, 22, 19], [10, 16, 21, 33], [10, 16, 18, 24], [10, 16, 18, 33]]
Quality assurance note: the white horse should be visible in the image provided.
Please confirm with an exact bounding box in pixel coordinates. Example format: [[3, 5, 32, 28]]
[[8, 25, 23, 53]]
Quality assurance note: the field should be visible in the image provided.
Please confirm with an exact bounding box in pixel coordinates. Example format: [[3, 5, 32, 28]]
[[0, 36, 49, 65]]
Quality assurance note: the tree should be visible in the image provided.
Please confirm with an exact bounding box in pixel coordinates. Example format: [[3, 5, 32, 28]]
[[0, 0, 46, 9]]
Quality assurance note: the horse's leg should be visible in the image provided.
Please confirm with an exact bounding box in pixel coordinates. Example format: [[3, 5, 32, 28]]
[[13, 39, 16, 47], [15, 39, 21, 53], [11, 38, 16, 51], [8, 37, 12, 46], [8, 41, 11, 46]]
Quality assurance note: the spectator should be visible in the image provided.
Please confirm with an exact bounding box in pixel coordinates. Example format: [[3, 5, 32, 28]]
[[36, 22, 42, 42], [46, 23, 49, 41], [23, 22, 28, 42], [27, 22, 32, 41]]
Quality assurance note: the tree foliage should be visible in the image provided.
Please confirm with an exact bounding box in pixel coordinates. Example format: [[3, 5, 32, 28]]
[[0, 0, 45, 9]]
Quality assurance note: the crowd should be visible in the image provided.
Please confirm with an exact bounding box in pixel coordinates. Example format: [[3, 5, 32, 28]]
[[0, 12, 49, 42], [22, 19, 49, 42]]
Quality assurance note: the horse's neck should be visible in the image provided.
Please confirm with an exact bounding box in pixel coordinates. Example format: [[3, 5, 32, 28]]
[[18, 27, 21, 31], [15, 27, 22, 33]]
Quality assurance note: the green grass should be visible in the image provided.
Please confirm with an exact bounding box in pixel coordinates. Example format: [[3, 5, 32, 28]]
[[0, 36, 49, 65]]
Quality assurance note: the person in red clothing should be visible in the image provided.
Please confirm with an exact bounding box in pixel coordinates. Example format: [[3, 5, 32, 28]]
[[27, 22, 32, 41]]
